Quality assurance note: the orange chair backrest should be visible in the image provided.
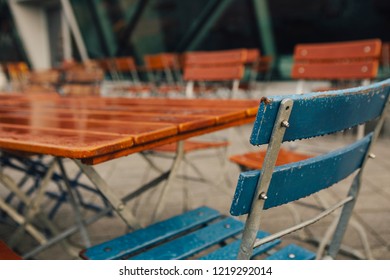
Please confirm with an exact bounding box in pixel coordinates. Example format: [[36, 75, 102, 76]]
[[182, 49, 247, 82], [6, 62, 29, 79], [183, 49, 248, 67], [183, 65, 244, 82], [245, 49, 261, 64], [291, 39, 382, 80], [27, 70, 61, 84], [144, 53, 180, 71], [113, 57, 137, 72], [64, 68, 105, 83]]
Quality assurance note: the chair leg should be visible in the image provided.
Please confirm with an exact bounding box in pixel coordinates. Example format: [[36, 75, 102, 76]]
[[0, 197, 47, 245], [74, 159, 141, 229], [151, 141, 185, 222], [57, 158, 91, 248], [7, 159, 57, 247], [314, 213, 373, 260], [308, 190, 373, 259], [0, 158, 87, 258]]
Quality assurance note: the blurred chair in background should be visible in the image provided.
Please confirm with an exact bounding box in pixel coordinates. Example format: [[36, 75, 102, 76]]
[[143, 53, 183, 96], [182, 49, 247, 99]]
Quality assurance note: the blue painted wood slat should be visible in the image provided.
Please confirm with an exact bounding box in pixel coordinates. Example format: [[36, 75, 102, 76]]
[[250, 79, 390, 145], [200, 231, 281, 260], [81, 206, 220, 260], [130, 217, 244, 260], [230, 134, 372, 216], [266, 244, 316, 260]]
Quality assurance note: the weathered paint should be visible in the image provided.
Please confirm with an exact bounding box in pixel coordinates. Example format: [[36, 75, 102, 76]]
[[266, 244, 316, 260], [81, 206, 220, 260], [230, 134, 372, 215], [250, 79, 390, 145], [200, 231, 280, 260], [130, 217, 244, 260]]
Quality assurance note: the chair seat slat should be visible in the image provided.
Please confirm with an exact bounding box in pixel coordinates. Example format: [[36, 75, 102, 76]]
[[80, 206, 220, 260], [130, 217, 244, 260], [266, 244, 316, 260], [200, 231, 281, 260]]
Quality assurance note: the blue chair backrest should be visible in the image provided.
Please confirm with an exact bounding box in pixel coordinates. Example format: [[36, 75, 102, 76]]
[[250, 80, 390, 145], [231, 79, 390, 260], [231, 134, 371, 214], [231, 79, 390, 214]]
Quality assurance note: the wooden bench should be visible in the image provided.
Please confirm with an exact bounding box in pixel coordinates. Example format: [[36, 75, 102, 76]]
[[80, 78, 390, 260]]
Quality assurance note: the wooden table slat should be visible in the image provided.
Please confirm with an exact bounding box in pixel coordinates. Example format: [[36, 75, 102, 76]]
[[0, 123, 135, 158], [0, 108, 217, 133], [0, 116, 178, 144], [0, 93, 259, 164]]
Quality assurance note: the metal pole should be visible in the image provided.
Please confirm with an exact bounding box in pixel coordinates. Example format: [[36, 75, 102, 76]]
[[57, 158, 91, 247], [238, 99, 293, 259], [151, 140, 185, 222], [74, 159, 141, 229], [61, 11, 72, 61], [60, 0, 89, 62], [252, 0, 276, 58]]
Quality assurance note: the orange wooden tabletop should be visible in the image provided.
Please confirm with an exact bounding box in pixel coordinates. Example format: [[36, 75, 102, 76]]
[[0, 93, 259, 164]]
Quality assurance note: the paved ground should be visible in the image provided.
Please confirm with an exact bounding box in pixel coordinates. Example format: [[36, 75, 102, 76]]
[[0, 81, 389, 260]]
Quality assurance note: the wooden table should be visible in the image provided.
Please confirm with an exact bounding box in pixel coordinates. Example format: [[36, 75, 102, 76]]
[[0, 93, 259, 257], [0, 93, 259, 163]]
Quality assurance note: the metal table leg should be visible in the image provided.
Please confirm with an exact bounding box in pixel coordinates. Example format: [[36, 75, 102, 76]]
[[151, 140, 185, 222], [74, 159, 141, 229]]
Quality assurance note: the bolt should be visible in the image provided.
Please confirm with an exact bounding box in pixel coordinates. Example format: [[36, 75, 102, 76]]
[[281, 120, 290, 128], [258, 192, 268, 200]]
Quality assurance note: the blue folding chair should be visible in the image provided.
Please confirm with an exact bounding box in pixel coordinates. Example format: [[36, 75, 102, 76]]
[[80, 79, 390, 260]]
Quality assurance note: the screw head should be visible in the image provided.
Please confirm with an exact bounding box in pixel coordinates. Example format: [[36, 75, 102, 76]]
[[289, 253, 296, 259], [364, 46, 371, 53], [368, 153, 376, 159], [258, 192, 268, 200], [281, 120, 290, 128]]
